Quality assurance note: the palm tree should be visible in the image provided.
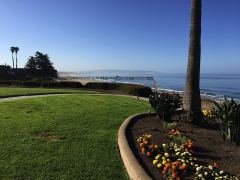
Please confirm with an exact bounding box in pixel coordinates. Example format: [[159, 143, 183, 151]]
[[10, 47, 15, 68], [183, 0, 203, 123], [14, 47, 19, 69]]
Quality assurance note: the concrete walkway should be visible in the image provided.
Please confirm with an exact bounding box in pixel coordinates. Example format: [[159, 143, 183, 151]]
[[0, 94, 72, 103], [0, 93, 148, 103]]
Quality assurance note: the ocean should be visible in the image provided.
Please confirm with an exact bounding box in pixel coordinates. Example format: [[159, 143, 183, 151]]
[[60, 71, 240, 100]]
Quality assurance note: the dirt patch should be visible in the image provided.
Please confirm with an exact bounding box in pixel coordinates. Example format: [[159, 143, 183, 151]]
[[128, 115, 240, 179], [33, 132, 65, 141]]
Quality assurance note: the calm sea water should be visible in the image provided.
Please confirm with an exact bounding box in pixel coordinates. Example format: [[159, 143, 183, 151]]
[[61, 71, 240, 100]]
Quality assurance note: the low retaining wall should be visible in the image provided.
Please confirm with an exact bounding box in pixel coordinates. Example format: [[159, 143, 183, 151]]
[[118, 112, 155, 180]]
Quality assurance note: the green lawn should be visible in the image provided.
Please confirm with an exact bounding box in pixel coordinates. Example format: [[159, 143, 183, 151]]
[[0, 95, 149, 179], [0, 87, 98, 98]]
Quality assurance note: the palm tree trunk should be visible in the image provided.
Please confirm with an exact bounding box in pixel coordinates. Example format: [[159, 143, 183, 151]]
[[16, 53, 18, 69], [12, 53, 14, 68], [183, 0, 203, 123]]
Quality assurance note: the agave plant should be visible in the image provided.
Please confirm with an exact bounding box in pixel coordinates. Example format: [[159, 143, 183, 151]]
[[212, 98, 240, 144]]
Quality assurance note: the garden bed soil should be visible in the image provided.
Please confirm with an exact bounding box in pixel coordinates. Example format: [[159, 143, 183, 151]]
[[128, 115, 240, 179]]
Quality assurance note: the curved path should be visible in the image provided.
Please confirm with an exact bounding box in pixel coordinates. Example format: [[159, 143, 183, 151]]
[[0, 93, 148, 103]]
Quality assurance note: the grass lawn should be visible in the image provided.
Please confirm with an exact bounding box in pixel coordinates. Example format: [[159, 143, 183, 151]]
[[0, 87, 98, 98], [0, 95, 149, 179]]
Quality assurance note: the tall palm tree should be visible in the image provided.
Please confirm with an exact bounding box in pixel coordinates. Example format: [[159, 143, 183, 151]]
[[183, 0, 203, 123], [14, 47, 19, 69], [10, 47, 15, 68]]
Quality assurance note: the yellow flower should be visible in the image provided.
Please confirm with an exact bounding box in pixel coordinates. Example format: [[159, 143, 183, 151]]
[[153, 160, 159, 165], [164, 152, 169, 158]]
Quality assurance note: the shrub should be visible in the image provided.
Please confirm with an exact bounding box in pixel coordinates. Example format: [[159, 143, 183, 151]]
[[21, 81, 43, 87], [149, 92, 181, 122], [85, 82, 152, 98], [0, 80, 83, 89], [85, 82, 120, 90], [40, 81, 83, 88], [120, 84, 152, 98], [212, 98, 240, 144]]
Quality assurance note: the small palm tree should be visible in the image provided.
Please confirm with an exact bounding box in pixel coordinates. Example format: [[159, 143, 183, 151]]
[[10, 47, 15, 68], [183, 0, 203, 123], [14, 47, 19, 69]]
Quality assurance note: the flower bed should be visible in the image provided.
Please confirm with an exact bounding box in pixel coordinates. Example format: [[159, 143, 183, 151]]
[[129, 115, 240, 179], [137, 129, 238, 179]]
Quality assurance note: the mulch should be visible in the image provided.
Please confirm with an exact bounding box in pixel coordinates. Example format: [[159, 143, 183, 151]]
[[128, 115, 240, 179]]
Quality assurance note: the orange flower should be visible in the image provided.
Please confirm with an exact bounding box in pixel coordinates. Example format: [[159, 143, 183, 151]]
[[146, 151, 152, 157], [172, 172, 177, 178], [183, 139, 194, 150], [139, 143, 144, 148], [213, 162, 219, 168], [179, 164, 187, 170], [143, 140, 149, 145], [165, 163, 170, 167], [172, 161, 180, 166], [163, 163, 170, 172]]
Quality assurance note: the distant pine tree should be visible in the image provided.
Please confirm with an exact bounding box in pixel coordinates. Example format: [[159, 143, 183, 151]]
[[25, 51, 58, 79]]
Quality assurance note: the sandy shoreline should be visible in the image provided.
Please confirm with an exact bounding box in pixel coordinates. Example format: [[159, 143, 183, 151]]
[[58, 77, 215, 109], [58, 77, 103, 85]]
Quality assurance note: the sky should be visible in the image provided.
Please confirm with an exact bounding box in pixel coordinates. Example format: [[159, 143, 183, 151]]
[[0, 0, 239, 73]]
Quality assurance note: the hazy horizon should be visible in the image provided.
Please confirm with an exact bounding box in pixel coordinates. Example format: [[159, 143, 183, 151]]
[[59, 69, 240, 75], [1, 0, 239, 74]]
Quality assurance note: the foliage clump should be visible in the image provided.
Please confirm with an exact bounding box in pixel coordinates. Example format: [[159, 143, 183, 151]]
[[149, 91, 181, 121], [212, 98, 240, 144], [25, 51, 58, 79]]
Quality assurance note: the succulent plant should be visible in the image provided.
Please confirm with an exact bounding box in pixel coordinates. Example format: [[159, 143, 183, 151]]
[[212, 98, 240, 144]]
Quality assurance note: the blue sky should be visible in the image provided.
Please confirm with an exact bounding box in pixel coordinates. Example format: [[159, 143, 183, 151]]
[[0, 0, 239, 73]]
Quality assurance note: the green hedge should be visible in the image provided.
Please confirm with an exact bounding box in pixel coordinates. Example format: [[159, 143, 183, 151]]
[[0, 81, 152, 98], [85, 82, 120, 90], [85, 82, 152, 98], [0, 81, 83, 88]]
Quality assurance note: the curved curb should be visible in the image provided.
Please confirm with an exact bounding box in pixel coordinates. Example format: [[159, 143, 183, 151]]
[[118, 113, 155, 180]]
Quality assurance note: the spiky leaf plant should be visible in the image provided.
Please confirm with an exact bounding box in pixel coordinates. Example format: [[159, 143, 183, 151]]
[[212, 98, 240, 144]]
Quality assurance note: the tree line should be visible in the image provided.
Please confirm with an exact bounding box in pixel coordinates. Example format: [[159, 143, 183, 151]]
[[0, 49, 57, 80]]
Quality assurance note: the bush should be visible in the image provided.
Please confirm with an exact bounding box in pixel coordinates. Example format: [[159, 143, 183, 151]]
[[0, 80, 151, 97], [0, 81, 15, 86], [149, 91, 181, 122], [212, 98, 240, 144], [119, 84, 152, 98], [85, 82, 120, 90], [0, 80, 83, 89], [21, 81, 43, 87], [43, 81, 83, 88], [85, 82, 152, 98]]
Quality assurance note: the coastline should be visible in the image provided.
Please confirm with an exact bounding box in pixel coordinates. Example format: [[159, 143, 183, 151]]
[[59, 72, 240, 101], [58, 77, 102, 85], [58, 76, 215, 109]]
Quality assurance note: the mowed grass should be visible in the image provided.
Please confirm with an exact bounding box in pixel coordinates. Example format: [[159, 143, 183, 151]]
[[0, 95, 149, 179], [0, 87, 98, 98]]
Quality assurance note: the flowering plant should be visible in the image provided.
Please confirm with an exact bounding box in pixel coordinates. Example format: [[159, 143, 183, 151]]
[[137, 132, 238, 179], [194, 163, 238, 179], [202, 109, 214, 119]]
